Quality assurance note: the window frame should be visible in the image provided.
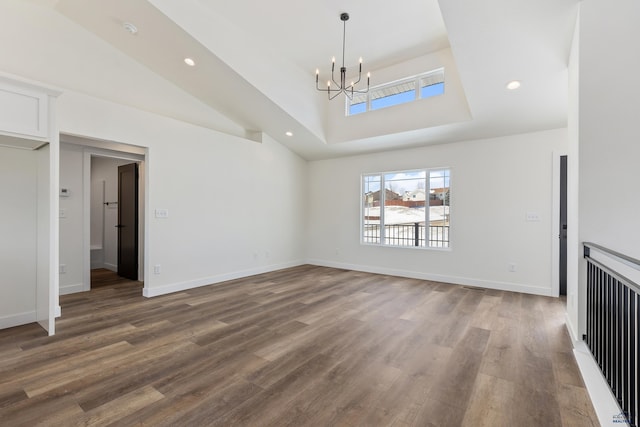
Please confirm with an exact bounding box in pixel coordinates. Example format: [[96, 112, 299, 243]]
[[361, 167, 451, 250], [347, 68, 445, 116]]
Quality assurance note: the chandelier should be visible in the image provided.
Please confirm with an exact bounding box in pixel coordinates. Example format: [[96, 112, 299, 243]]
[[316, 13, 370, 100]]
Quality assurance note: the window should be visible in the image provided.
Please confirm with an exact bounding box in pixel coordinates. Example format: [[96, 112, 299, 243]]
[[362, 168, 450, 248], [348, 68, 444, 116]]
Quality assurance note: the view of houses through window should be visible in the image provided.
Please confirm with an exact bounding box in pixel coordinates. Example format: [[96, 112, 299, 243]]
[[362, 168, 450, 248]]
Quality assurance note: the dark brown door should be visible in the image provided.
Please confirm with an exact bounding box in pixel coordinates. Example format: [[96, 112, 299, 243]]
[[117, 163, 138, 280], [559, 155, 567, 296]]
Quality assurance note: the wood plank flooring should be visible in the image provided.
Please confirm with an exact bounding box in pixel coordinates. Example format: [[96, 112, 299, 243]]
[[0, 265, 598, 426], [90, 268, 134, 289]]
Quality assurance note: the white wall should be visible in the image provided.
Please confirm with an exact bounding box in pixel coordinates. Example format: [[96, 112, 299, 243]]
[[566, 10, 581, 339], [59, 143, 84, 294], [307, 128, 567, 296], [575, 0, 640, 334], [56, 91, 307, 297], [36, 142, 55, 333], [0, 145, 38, 328]]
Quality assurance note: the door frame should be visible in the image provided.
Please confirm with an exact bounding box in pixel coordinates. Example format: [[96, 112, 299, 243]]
[[559, 155, 568, 296], [551, 151, 568, 298], [80, 144, 145, 291]]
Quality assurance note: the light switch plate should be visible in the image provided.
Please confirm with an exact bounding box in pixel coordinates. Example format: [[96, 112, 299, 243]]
[[155, 209, 169, 218], [525, 212, 540, 222]]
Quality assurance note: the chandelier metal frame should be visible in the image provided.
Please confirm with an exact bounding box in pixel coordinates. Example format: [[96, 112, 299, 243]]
[[316, 13, 370, 100]]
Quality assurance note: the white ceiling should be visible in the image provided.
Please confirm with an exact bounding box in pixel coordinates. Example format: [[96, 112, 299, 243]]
[[197, 0, 451, 73], [19, 0, 578, 160]]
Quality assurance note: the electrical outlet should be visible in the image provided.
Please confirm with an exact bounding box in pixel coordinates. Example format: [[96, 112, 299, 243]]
[[508, 263, 517, 272], [59, 209, 66, 218], [153, 264, 161, 274], [59, 264, 66, 274]]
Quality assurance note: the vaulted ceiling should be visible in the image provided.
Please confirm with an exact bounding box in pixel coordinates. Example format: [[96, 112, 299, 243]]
[[12, 0, 579, 159]]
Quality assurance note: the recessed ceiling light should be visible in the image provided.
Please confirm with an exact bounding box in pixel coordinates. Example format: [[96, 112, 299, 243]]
[[184, 58, 196, 67], [122, 22, 138, 35], [506, 80, 521, 90], [285, 131, 293, 137]]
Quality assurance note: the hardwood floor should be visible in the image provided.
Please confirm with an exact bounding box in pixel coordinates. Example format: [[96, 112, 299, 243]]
[[0, 266, 598, 426], [91, 268, 137, 288]]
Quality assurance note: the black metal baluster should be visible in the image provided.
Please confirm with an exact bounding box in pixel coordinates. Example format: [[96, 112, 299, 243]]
[[623, 286, 629, 417], [586, 263, 595, 354], [635, 294, 639, 427], [617, 279, 623, 405], [584, 245, 640, 426], [608, 274, 613, 385], [586, 262, 594, 354], [596, 264, 601, 357], [598, 267, 604, 367]]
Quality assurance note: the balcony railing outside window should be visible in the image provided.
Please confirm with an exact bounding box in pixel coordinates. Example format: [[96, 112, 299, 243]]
[[363, 223, 449, 248]]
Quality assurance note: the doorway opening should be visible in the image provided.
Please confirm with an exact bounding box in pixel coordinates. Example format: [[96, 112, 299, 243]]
[[89, 154, 143, 289], [57, 134, 146, 298], [551, 152, 568, 298]]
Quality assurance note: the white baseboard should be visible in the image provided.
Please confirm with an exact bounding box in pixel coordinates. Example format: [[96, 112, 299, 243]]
[[139, 259, 555, 298], [142, 260, 305, 298], [572, 340, 627, 427], [305, 259, 555, 297], [59, 282, 85, 295], [565, 312, 580, 342], [91, 262, 117, 271], [103, 263, 117, 272], [0, 310, 36, 330], [91, 261, 118, 272]]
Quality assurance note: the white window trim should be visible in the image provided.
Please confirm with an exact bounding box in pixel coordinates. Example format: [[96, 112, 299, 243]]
[[361, 167, 451, 250], [347, 68, 445, 116]]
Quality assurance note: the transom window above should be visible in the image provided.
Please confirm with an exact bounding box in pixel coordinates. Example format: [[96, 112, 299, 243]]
[[348, 68, 445, 116]]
